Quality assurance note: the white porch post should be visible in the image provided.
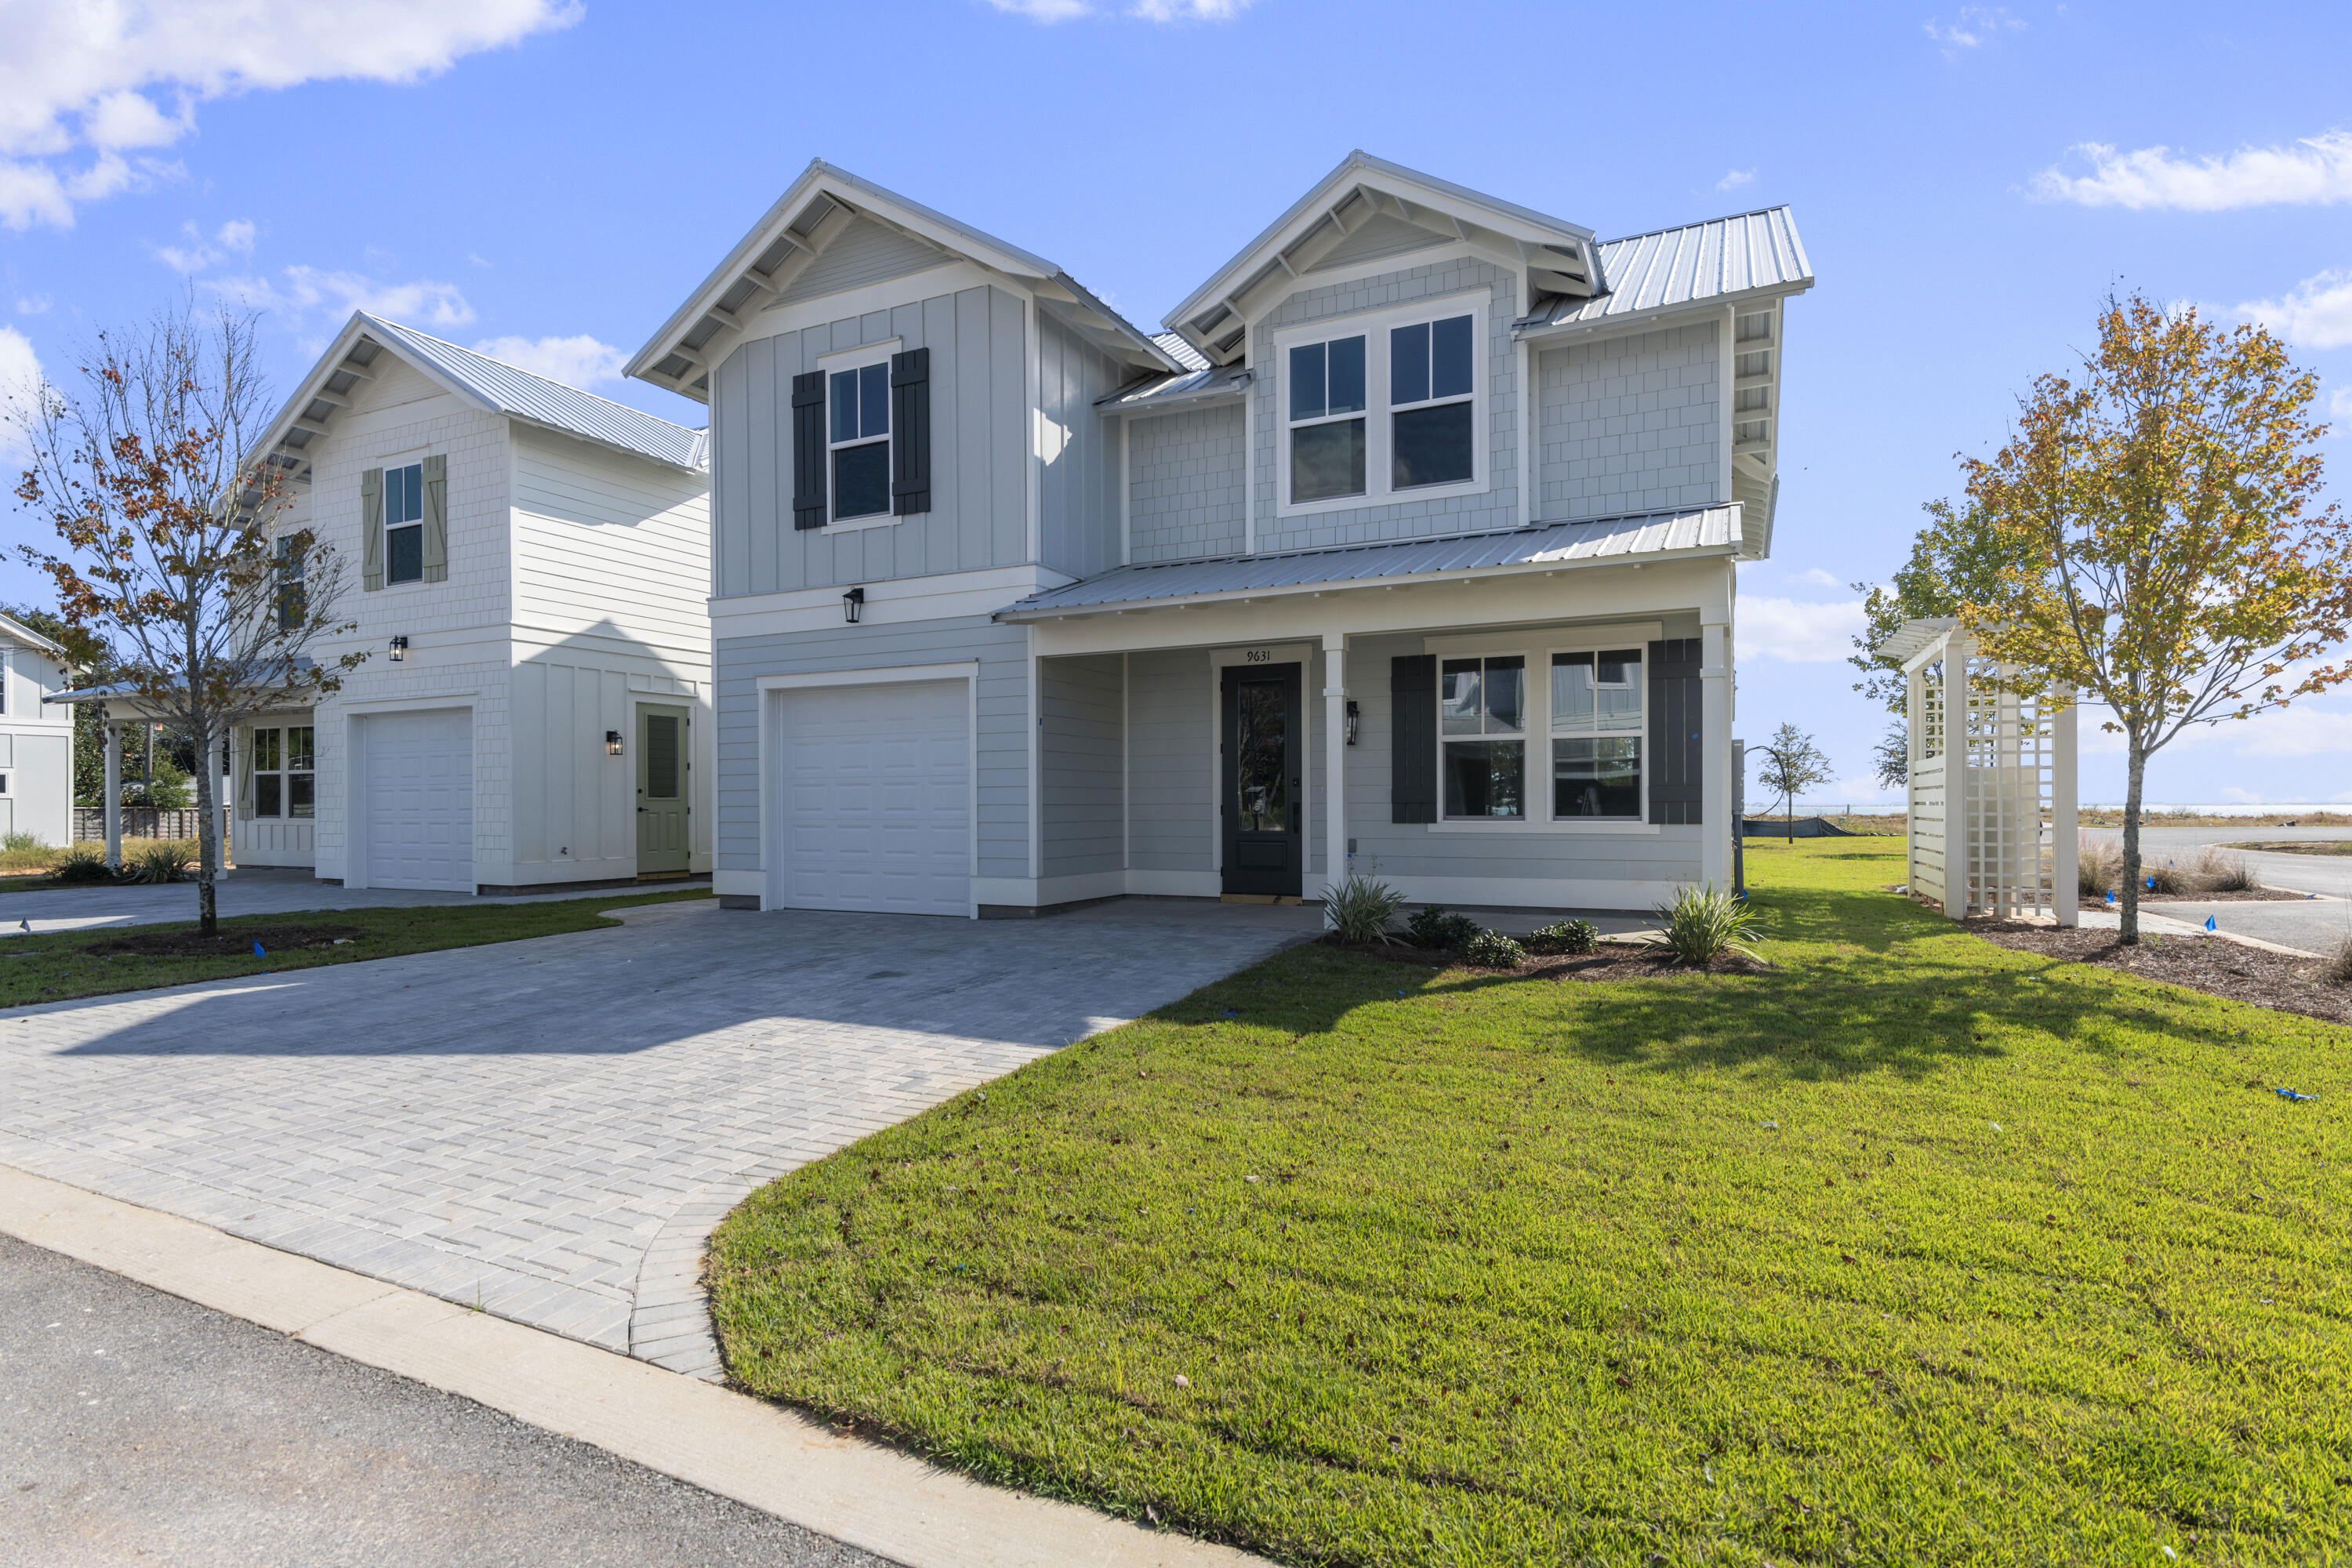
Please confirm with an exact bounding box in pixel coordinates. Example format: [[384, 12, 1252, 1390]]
[[1321, 632, 1348, 897], [1700, 619, 1732, 889], [101, 713, 122, 870], [2053, 687, 2079, 927], [217, 733, 234, 871], [1943, 637, 1973, 917]]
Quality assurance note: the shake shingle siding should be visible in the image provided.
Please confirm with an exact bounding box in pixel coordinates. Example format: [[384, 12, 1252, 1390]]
[[1537, 321, 1722, 521], [1127, 405, 1246, 564]]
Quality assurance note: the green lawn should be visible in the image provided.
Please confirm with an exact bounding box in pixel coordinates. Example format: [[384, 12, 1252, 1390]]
[[0, 887, 710, 1007], [710, 840, 2348, 1566]]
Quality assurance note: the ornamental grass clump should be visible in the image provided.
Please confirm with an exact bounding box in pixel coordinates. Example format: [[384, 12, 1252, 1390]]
[[1462, 928, 1525, 968], [125, 840, 196, 885], [2325, 935, 2352, 989], [1525, 918, 1599, 956], [1648, 883, 1764, 966], [1323, 875, 1408, 945], [51, 842, 114, 884]]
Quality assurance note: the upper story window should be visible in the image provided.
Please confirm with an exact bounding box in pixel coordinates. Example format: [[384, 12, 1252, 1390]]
[[1286, 334, 1367, 503], [1552, 648, 1644, 818], [1440, 654, 1525, 819], [384, 463, 425, 585], [1276, 298, 1486, 517], [249, 724, 315, 819], [829, 361, 891, 521], [274, 535, 308, 631]]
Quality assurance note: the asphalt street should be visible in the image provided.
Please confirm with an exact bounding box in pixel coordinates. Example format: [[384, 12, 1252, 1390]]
[[0, 1232, 892, 1568], [2084, 826, 2352, 956]]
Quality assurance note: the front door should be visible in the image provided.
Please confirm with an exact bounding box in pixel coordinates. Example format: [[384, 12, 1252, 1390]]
[[1220, 662, 1302, 898], [636, 705, 691, 876]]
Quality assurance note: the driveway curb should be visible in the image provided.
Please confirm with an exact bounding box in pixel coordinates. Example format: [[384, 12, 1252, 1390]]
[[0, 1162, 1269, 1568]]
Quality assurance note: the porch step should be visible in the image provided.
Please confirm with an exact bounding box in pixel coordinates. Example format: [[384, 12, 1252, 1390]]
[[1219, 894, 1305, 906]]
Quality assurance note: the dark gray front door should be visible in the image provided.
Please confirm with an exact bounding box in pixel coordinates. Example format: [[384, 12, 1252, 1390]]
[[1220, 662, 1302, 898]]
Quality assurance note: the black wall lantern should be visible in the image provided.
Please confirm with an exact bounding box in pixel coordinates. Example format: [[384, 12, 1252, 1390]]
[[605, 730, 624, 756], [1345, 699, 1360, 746], [842, 586, 866, 623], [388, 634, 408, 663]]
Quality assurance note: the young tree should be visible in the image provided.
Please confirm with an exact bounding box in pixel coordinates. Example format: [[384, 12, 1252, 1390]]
[[1871, 720, 1909, 791], [7, 304, 364, 934], [1919, 293, 2350, 942], [1753, 721, 1833, 843]]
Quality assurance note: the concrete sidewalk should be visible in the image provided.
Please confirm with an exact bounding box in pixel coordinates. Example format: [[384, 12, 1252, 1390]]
[[0, 864, 711, 935]]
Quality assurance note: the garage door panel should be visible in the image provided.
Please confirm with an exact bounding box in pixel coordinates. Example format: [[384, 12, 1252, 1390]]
[[775, 680, 967, 917], [363, 710, 474, 892]]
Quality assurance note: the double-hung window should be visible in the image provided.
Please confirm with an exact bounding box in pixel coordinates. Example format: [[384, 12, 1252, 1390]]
[[1388, 314, 1475, 488], [274, 534, 307, 631], [1440, 655, 1525, 818], [829, 361, 891, 522], [1551, 648, 1644, 818], [249, 725, 315, 819], [1287, 334, 1367, 503], [383, 463, 425, 585]]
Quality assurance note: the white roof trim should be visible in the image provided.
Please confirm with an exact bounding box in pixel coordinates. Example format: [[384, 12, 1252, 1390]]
[[0, 613, 71, 662]]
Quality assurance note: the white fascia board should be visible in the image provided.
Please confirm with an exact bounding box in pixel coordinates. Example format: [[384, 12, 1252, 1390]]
[[1108, 383, 1249, 419], [253, 314, 510, 475], [1019, 554, 1730, 659], [1515, 279, 1815, 348], [0, 615, 69, 661], [1165, 151, 1599, 334]]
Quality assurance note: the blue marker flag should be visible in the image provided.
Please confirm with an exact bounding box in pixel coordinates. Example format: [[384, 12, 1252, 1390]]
[[252, 939, 265, 957], [2205, 916, 2217, 932], [2105, 891, 2115, 905]]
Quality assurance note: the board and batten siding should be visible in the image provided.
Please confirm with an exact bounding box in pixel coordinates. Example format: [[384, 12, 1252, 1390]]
[[1035, 313, 1126, 583], [1536, 321, 1722, 522], [711, 285, 1026, 597], [1127, 404, 1246, 564], [510, 426, 712, 659], [1040, 654, 1121, 879], [1124, 648, 1210, 875], [712, 617, 1031, 881]]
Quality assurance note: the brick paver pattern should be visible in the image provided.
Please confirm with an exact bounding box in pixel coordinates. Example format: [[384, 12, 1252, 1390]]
[[0, 901, 1299, 1378]]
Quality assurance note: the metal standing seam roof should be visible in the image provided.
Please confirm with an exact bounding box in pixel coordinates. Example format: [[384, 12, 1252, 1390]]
[[358, 317, 710, 472], [1520, 207, 1812, 332], [998, 505, 1740, 619], [1095, 361, 1252, 412]]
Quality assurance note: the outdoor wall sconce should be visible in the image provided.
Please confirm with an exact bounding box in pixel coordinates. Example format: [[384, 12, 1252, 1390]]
[[388, 635, 408, 662], [605, 730, 624, 756], [842, 586, 866, 623], [1345, 699, 1360, 746]]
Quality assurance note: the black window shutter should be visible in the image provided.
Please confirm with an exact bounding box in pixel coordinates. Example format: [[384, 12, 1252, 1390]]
[[1390, 654, 1437, 824], [1647, 638, 1704, 825], [790, 371, 826, 530], [890, 347, 931, 516]]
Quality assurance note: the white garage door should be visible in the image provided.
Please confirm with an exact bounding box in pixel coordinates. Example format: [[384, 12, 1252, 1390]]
[[363, 709, 474, 892], [777, 680, 968, 916]]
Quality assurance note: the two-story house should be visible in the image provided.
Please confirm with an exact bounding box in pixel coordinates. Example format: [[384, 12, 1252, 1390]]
[[0, 613, 78, 848], [627, 154, 1811, 918], [241, 314, 715, 893]]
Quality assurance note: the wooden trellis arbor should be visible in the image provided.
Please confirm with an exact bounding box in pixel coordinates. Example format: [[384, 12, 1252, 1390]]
[[1887, 619, 2079, 925]]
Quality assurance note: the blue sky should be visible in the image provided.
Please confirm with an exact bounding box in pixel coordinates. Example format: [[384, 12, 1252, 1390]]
[[3, 0, 2347, 806]]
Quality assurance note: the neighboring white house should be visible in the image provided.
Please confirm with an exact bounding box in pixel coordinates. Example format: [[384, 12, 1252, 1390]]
[[232, 314, 714, 893], [627, 154, 1811, 917], [0, 613, 78, 848]]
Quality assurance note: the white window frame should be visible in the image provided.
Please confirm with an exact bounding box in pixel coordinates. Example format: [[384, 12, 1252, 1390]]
[[819, 341, 899, 533], [1437, 649, 1530, 822], [247, 723, 317, 820], [1546, 643, 1648, 825], [383, 459, 426, 586], [1272, 292, 1489, 520]]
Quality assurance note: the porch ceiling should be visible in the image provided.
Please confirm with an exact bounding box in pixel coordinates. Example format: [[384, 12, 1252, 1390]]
[[996, 505, 1740, 621]]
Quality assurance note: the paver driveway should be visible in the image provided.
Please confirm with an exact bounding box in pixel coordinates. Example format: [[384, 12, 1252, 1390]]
[[0, 900, 1302, 1378]]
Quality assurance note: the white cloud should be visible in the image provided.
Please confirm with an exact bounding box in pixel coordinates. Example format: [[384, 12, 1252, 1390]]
[[156, 216, 256, 273], [0, 325, 45, 458], [2234, 268, 2352, 351], [984, 0, 1091, 16], [1736, 596, 1867, 663], [208, 266, 474, 331], [1716, 169, 1755, 192], [471, 333, 626, 388], [2031, 130, 2352, 211], [1925, 5, 2024, 53], [0, 0, 576, 229], [1798, 567, 1842, 588], [15, 294, 52, 316], [985, 0, 1251, 20], [216, 218, 255, 254]]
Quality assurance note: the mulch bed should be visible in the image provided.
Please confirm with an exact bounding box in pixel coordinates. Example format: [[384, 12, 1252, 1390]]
[[1318, 935, 1769, 981], [1969, 920, 2352, 1028], [80, 923, 368, 960]]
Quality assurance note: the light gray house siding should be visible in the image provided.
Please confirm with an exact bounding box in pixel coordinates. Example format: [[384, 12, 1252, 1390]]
[[1036, 313, 1125, 583], [1040, 654, 1121, 879], [710, 284, 1027, 597], [1125, 648, 1210, 875], [1127, 404, 1246, 564], [1537, 321, 1722, 521], [710, 616, 1031, 880], [1251, 256, 1521, 555], [770, 216, 952, 307]]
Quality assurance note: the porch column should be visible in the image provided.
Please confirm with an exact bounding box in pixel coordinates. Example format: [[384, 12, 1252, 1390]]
[[1700, 619, 1732, 889], [1322, 632, 1348, 897], [102, 713, 122, 870], [216, 734, 234, 871], [2053, 687, 2078, 927]]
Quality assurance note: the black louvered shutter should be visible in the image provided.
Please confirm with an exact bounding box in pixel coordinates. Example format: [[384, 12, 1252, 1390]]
[[790, 371, 826, 530], [890, 347, 931, 516], [1647, 638, 1704, 825], [1390, 654, 1437, 824]]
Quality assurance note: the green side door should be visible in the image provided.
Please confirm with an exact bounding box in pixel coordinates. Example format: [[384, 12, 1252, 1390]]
[[636, 706, 691, 876]]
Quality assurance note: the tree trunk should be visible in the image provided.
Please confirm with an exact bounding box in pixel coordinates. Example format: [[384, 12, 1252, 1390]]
[[2119, 742, 2147, 946], [192, 718, 219, 938], [1786, 789, 1795, 844]]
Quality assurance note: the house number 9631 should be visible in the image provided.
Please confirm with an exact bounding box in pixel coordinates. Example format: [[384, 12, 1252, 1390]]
[[1243, 649, 1273, 662]]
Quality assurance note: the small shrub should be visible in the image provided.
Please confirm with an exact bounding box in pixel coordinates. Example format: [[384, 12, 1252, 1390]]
[[1405, 906, 1480, 950], [1463, 928, 1525, 968], [2187, 849, 2260, 893], [51, 842, 116, 883], [1647, 883, 1764, 966], [1323, 874, 1408, 944], [1525, 918, 1600, 956], [2078, 835, 2119, 897], [2325, 935, 2352, 989], [125, 839, 196, 884], [2, 830, 43, 852]]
